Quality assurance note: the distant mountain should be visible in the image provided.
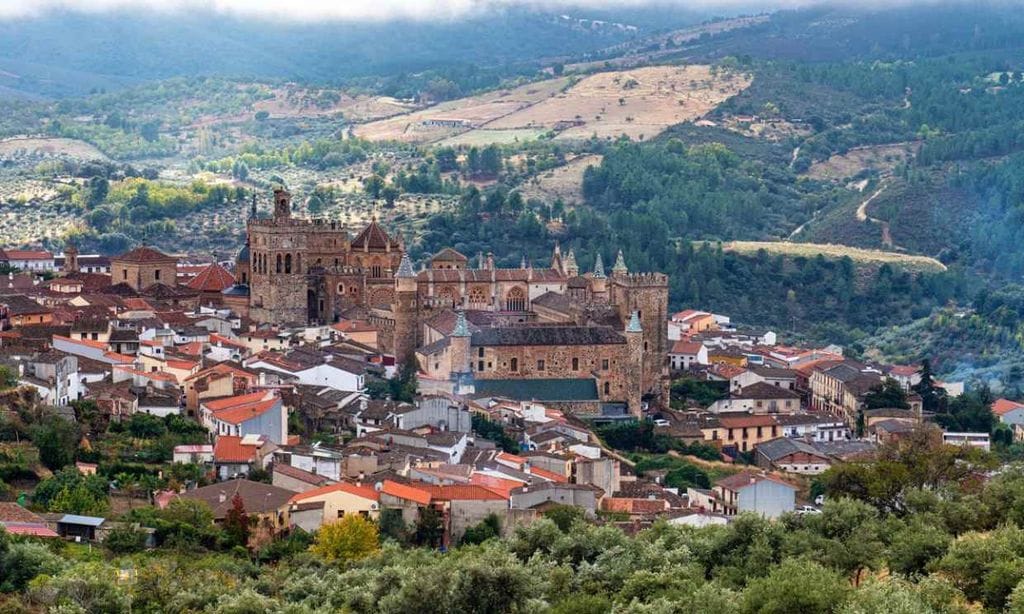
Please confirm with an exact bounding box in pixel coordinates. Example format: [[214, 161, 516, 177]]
[[0, 7, 706, 99]]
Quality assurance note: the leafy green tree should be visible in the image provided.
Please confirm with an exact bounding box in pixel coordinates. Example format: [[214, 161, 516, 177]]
[[0, 537, 64, 593], [543, 504, 585, 533], [104, 525, 148, 554], [462, 514, 501, 545], [363, 174, 385, 200], [862, 378, 909, 409], [31, 415, 80, 470], [414, 506, 445, 548], [740, 558, 850, 614]]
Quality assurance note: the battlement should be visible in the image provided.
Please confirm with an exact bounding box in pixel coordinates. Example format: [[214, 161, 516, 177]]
[[613, 271, 669, 287]]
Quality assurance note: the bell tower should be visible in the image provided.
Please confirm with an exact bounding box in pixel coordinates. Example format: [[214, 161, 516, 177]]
[[273, 188, 291, 220]]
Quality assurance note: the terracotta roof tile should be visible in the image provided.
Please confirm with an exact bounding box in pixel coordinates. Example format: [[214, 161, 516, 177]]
[[290, 481, 379, 503], [187, 263, 236, 292], [380, 480, 431, 505], [213, 435, 261, 463], [113, 246, 177, 263]]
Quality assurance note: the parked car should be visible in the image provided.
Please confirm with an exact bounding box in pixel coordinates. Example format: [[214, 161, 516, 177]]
[[796, 505, 822, 514]]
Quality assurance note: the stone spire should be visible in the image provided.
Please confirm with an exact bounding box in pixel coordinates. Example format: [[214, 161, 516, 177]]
[[249, 191, 258, 220], [550, 242, 563, 274], [396, 253, 416, 278], [452, 310, 470, 337], [593, 253, 606, 278], [626, 310, 643, 333], [564, 249, 578, 276], [612, 250, 628, 276], [520, 253, 527, 269]]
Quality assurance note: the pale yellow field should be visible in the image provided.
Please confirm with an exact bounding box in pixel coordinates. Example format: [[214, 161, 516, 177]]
[[0, 137, 107, 160], [355, 65, 750, 145], [807, 142, 918, 181], [520, 154, 603, 204], [354, 78, 573, 143], [712, 240, 947, 273], [488, 65, 750, 141]]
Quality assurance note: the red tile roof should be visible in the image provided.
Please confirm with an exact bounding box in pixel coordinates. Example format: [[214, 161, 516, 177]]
[[470, 474, 523, 499], [213, 435, 260, 463], [113, 246, 176, 263], [213, 399, 278, 425], [380, 480, 431, 505], [290, 481, 380, 504], [203, 391, 271, 410], [352, 220, 395, 250], [2, 250, 53, 260], [529, 466, 568, 483], [671, 340, 704, 354], [421, 484, 506, 501], [994, 398, 1024, 416], [187, 263, 236, 292]]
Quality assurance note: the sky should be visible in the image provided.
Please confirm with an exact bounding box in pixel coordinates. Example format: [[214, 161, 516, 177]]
[[0, 0, 796, 21]]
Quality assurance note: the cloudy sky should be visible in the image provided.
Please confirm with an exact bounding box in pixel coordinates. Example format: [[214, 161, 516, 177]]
[[0, 0, 801, 21]]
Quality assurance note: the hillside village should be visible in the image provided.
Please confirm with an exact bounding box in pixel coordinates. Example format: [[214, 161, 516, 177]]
[[0, 198, 1004, 550]]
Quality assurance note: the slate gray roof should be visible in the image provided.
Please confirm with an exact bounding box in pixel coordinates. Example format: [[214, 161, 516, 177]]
[[471, 326, 624, 347], [755, 437, 827, 462], [473, 378, 599, 401]]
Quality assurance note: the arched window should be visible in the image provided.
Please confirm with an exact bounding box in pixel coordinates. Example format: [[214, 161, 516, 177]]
[[438, 286, 459, 306], [276, 254, 282, 274], [572, 357, 579, 371], [510, 358, 518, 372], [604, 382, 610, 396], [468, 287, 487, 306], [284, 253, 292, 274], [505, 287, 526, 312], [337, 283, 346, 294], [296, 253, 301, 273]]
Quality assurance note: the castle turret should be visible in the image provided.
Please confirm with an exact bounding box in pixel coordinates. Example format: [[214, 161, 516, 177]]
[[393, 253, 419, 365], [550, 242, 564, 274], [564, 249, 579, 277], [273, 188, 291, 220], [612, 250, 628, 278], [449, 310, 474, 396], [591, 252, 607, 298], [625, 311, 644, 417], [64, 244, 79, 274]]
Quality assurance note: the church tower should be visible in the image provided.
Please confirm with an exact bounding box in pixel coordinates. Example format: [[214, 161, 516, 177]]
[[449, 310, 474, 396], [625, 311, 644, 417], [64, 244, 79, 274], [393, 253, 419, 365]]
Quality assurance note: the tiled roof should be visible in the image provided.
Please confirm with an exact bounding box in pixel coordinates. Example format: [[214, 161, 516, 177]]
[[178, 479, 295, 518], [432, 248, 468, 262], [2, 250, 53, 260], [994, 398, 1024, 416], [273, 463, 331, 486], [715, 470, 796, 492], [733, 382, 801, 400], [0, 502, 45, 523], [203, 391, 270, 410], [2, 294, 51, 316], [421, 484, 506, 501], [213, 398, 278, 425], [380, 480, 431, 505], [113, 246, 176, 263], [471, 326, 624, 346], [187, 263, 236, 292], [473, 378, 599, 402], [213, 435, 261, 463], [670, 340, 704, 354], [290, 481, 379, 503], [352, 220, 394, 250]]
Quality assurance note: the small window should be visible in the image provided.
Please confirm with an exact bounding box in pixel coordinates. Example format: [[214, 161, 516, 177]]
[[122, 270, 127, 280], [572, 357, 579, 370], [510, 358, 518, 372], [155, 269, 161, 280], [603, 382, 610, 395], [537, 360, 545, 371], [478, 348, 484, 358], [602, 359, 609, 370], [478, 361, 484, 372]]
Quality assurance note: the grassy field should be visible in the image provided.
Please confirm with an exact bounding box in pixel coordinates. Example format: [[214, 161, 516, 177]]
[[519, 154, 603, 204], [806, 141, 918, 181], [711, 240, 948, 273], [356, 65, 750, 145], [0, 137, 107, 160]]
